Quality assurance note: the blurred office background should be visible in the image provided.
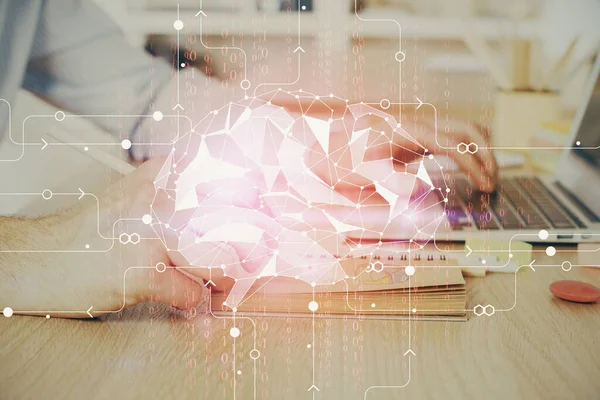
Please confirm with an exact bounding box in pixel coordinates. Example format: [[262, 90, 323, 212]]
[[1, 0, 599, 214], [98, 0, 600, 111]]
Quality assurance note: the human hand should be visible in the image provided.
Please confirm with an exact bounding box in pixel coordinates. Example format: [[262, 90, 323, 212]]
[[308, 107, 497, 195], [0, 159, 214, 318], [401, 117, 498, 192]]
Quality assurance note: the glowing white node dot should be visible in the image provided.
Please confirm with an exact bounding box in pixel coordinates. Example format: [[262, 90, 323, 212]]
[[173, 20, 184, 30], [240, 79, 251, 90], [180, 62, 186, 68], [249, 349, 260, 359], [538, 229, 549, 240], [576, 141, 581, 146], [142, 214, 152, 224], [237, 370, 242, 375], [42, 189, 53, 200], [307, 344, 312, 348], [412, 308, 417, 313], [428, 154, 433, 159], [155, 262, 167, 273], [395, 51, 406, 62], [46, 314, 50, 319], [308, 301, 319, 312], [311, 282, 316, 288], [371, 303, 376, 308], [3, 307, 13, 317], [54, 111, 66, 121], [230, 327, 240, 338], [446, 188, 451, 193], [121, 139, 132, 150], [84, 147, 89, 151], [546, 246, 556, 257], [509, 253, 513, 258], [301, 5, 306, 10], [405, 265, 416, 276]]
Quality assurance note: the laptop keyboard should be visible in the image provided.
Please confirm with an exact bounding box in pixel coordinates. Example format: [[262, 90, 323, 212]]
[[441, 176, 587, 231]]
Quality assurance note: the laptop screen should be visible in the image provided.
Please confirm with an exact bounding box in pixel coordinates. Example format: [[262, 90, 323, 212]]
[[555, 55, 600, 221], [572, 59, 600, 167]]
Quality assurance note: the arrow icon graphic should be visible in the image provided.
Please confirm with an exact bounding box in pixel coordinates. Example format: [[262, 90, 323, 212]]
[[404, 349, 416, 356], [41, 138, 48, 150], [416, 97, 424, 110], [293, 46, 306, 53], [307, 385, 320, 392], [204, 280, 216, 287], [86, 306, 94, 318], [172, 103, 184, 111], [465, 244, 472, 257], [78, 188, 85, 200], [528, 259, 536, 272], [195, 10, 207, 17]]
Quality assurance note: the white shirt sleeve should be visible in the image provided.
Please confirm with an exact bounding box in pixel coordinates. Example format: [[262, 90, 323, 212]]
[[22, 0, 237, 160], [22, 0, 172, 150]]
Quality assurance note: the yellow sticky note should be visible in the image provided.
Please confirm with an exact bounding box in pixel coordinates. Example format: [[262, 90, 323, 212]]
[[466, 239, 532, 267]]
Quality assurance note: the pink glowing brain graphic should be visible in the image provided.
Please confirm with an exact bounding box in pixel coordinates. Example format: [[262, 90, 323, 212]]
[[150, 91, 448, 309]]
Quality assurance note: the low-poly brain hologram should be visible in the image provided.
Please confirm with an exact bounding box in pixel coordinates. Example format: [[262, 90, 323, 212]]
[[150, 91, 448, 309]]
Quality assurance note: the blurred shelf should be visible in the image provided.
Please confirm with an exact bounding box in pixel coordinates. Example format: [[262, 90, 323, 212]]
[[124, 9, 541, 40], [356, 9, 539, 40]]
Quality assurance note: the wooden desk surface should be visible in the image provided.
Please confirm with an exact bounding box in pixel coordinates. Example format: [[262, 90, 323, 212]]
[[1, 250, 599, 400]]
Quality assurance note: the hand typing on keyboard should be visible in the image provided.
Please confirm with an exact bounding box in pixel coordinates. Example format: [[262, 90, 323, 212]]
[[314, 113, 498, 195]]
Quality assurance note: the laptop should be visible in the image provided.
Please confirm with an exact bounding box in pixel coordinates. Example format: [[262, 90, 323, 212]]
[[434, 56, 600, 243]]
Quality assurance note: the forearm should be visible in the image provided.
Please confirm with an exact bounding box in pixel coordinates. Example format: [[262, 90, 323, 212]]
[[0, 213, 80, 315]]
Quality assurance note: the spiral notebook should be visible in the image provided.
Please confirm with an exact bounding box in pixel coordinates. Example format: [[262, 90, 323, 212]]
[[211, 253, 467, 321]]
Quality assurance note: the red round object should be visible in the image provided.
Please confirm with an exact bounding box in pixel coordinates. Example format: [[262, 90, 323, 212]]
[[549, 280, 600, 303]]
